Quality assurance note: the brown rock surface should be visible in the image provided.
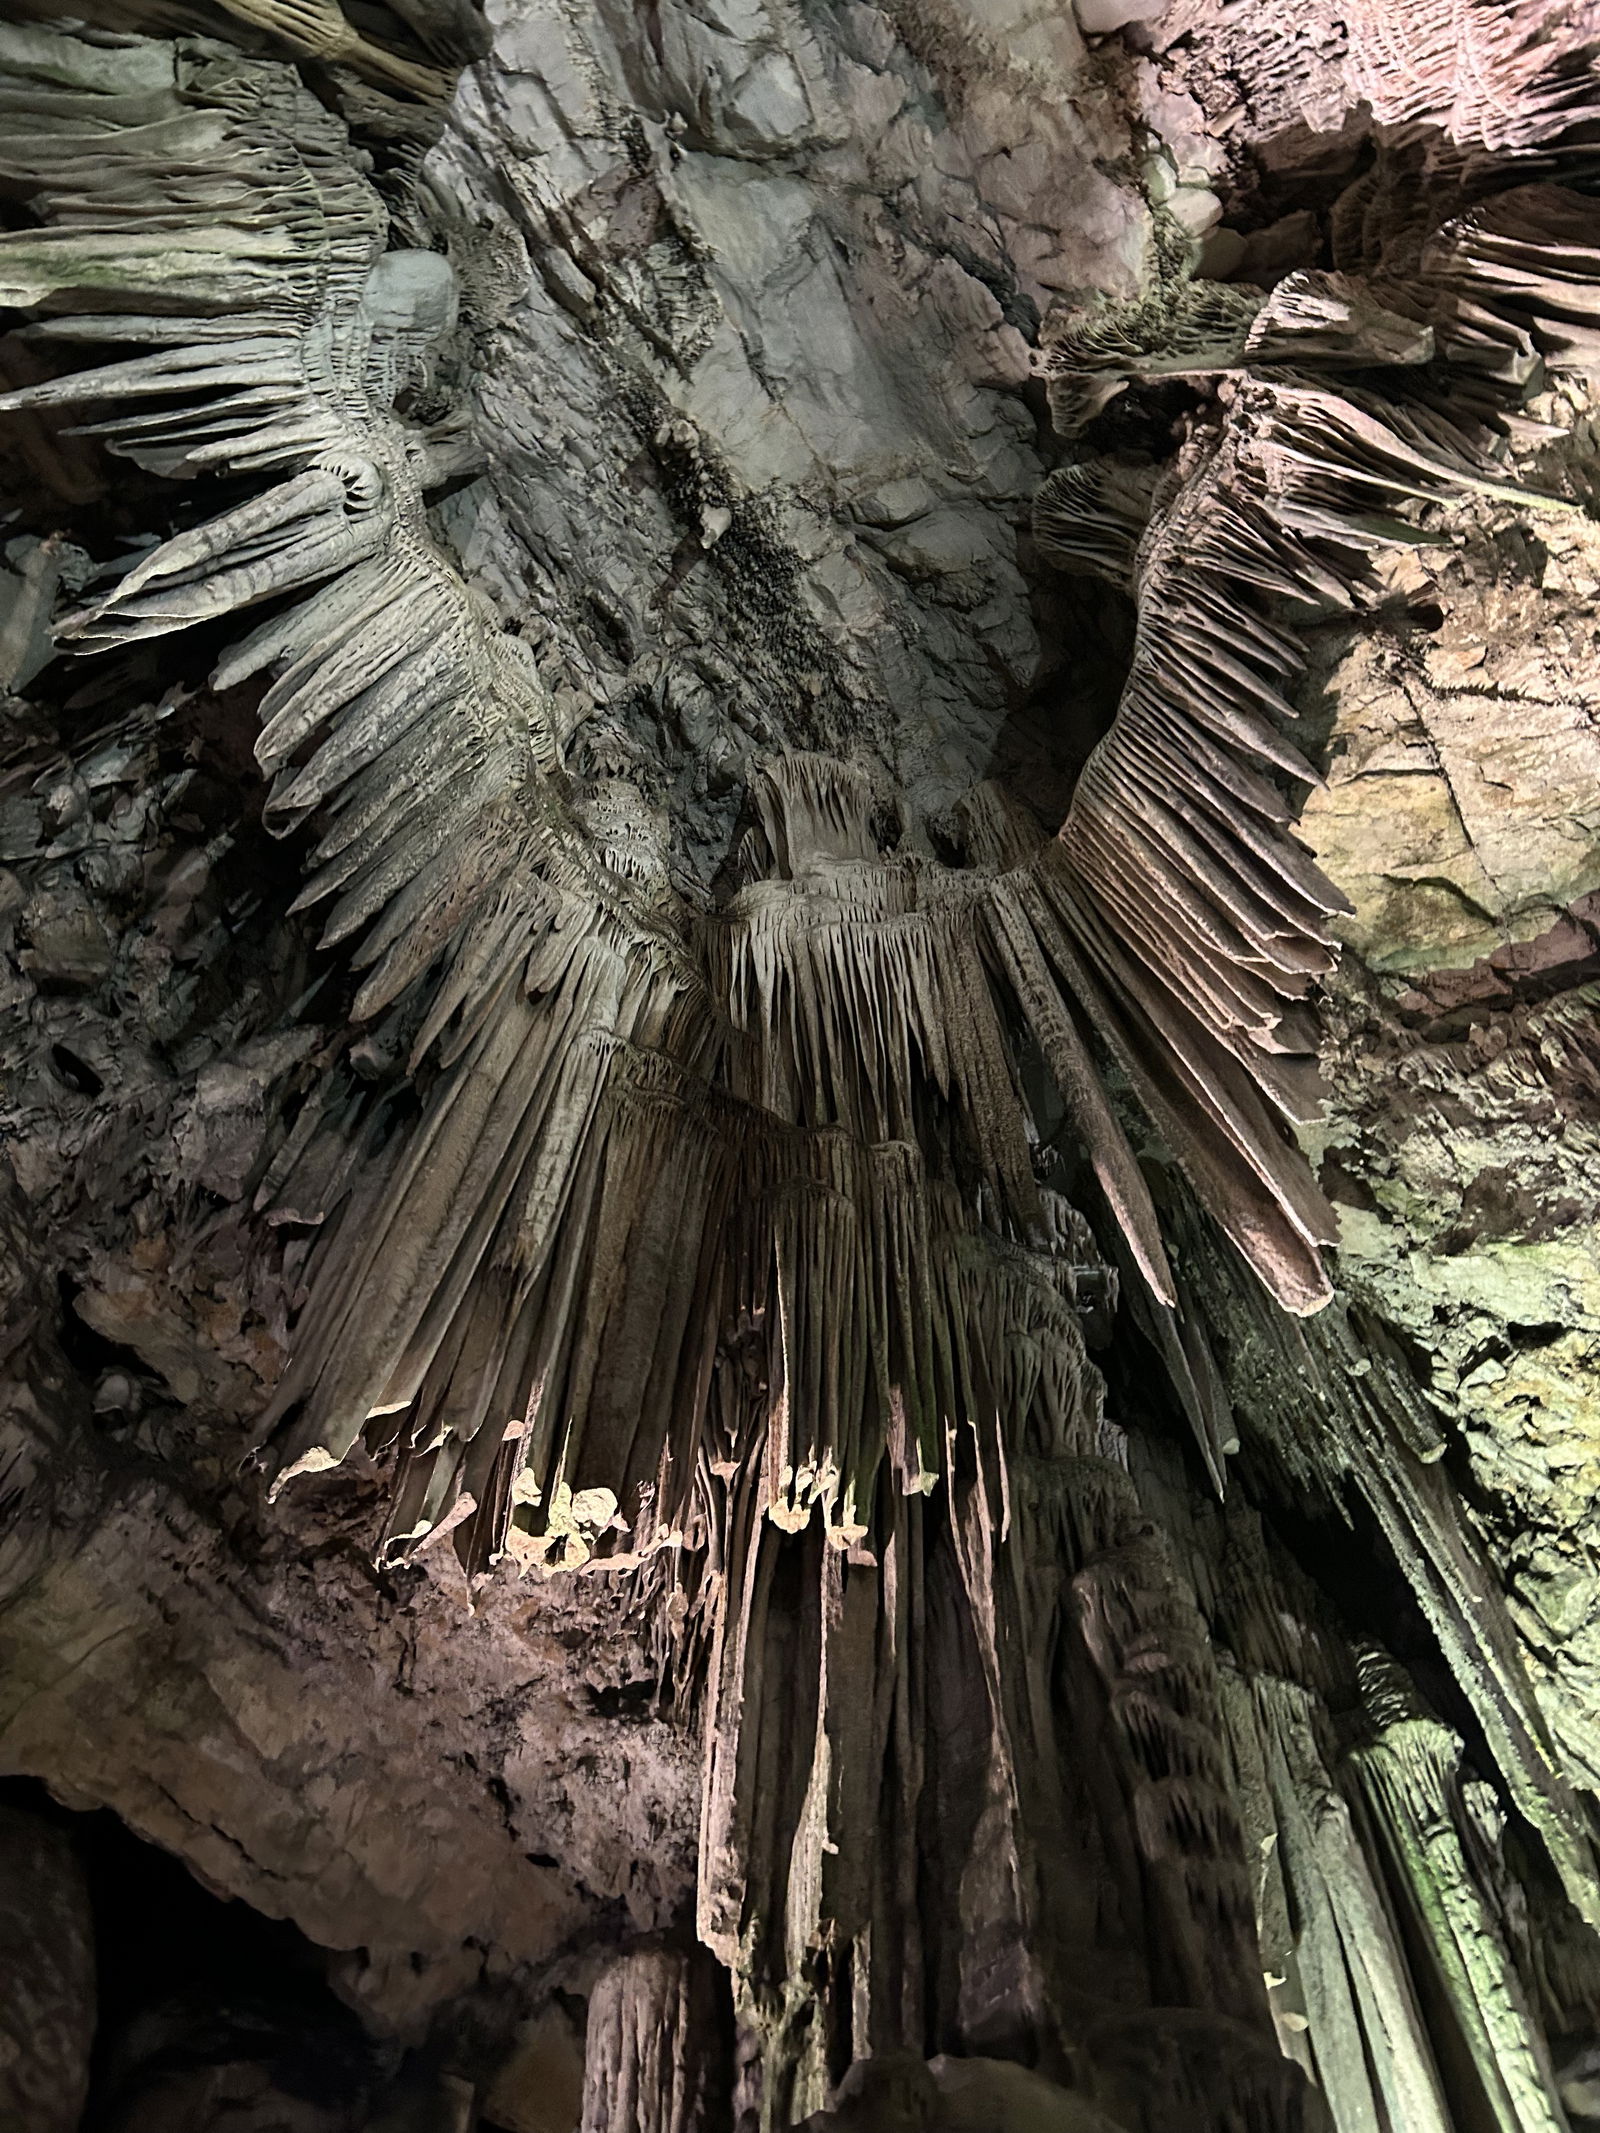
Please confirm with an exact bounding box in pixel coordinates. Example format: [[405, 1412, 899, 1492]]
[[1301, 504, 1600, 974], [0, 1371, 698, 2037]]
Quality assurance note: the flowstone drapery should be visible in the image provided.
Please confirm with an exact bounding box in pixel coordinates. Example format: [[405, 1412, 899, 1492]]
[[6, 3, 1600, 2129]]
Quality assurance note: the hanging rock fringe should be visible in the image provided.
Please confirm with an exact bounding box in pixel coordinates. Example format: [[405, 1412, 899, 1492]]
[[8, 19, 1600, 1581]]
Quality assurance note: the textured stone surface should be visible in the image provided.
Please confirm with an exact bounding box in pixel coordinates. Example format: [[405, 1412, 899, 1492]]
[[484, 2001, 586, 2133], [428, 0, 1155, 855], [0, 1801, 95, 2133], [1301, 497, 1600, 974], [1315, 951, 1600, 1804], [0, 1335, 698, 2038], [4, 4, 1600, 2131]]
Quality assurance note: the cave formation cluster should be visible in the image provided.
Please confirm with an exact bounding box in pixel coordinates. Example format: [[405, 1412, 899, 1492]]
[[5, 1, 1600, 2130]]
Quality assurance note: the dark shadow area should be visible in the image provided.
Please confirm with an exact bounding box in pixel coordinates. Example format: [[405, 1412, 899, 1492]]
[[982, 569, 1136, 831], [0, 1775, 381, 2130]]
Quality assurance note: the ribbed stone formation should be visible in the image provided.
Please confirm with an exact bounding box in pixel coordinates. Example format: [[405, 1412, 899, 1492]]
[[4, 3, 1600, 2129]]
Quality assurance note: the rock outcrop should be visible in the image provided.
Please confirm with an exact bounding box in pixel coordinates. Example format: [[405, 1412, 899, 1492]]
[[4, 3, 1600, 2130]]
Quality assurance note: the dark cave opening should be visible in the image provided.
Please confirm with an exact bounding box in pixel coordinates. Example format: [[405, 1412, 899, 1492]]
[[0, 1776, 379, 2132], [0, 1775, 563, 2129]]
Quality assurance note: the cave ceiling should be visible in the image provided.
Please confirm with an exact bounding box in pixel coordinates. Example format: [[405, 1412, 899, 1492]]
[[4, 2, 1600, 2130]]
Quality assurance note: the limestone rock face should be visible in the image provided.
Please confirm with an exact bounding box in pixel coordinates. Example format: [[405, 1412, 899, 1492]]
[[428, 0, 1150, 846], [483, 2002, 586, 2133], [1317, 946, 1600, 1808], [1301, 509, 1600, 974], [4, 2, 1600, 2131], [0, 1394, 699, 2036]]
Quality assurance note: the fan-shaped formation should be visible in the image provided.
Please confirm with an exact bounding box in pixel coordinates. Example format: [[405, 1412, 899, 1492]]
[[1033, 180, 1600, 1325], [1157, 0, 1600, 156], [0, 18, 1178, 1577], [3, 17, 1599, 1590], [1344, 0, 1600, 148]]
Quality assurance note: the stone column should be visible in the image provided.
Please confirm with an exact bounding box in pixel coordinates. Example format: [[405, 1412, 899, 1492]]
[[581, 1944, 729, 2133]]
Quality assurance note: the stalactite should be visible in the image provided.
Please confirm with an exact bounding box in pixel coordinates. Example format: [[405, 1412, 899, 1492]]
[[1349, 1653, 1570, 2133], [19, 12, 1598, 1600], [1222, 1664, 1458, 2133], [0, 19, 1311, 1569], [7, 6, 1600, 2127], [579, 1945, 731, 2133], [687, 1201, 1347, 2128], [1172, 1186, 1600, 1951], [1030, 164, 1600, 1326]]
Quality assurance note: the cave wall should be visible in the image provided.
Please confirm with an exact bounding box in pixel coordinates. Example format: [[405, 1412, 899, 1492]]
[[3, 2, 1600, 2129]]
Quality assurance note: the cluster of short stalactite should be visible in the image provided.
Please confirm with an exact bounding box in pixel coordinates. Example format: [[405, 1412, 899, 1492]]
[[5, 4, 1600, 2129]]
